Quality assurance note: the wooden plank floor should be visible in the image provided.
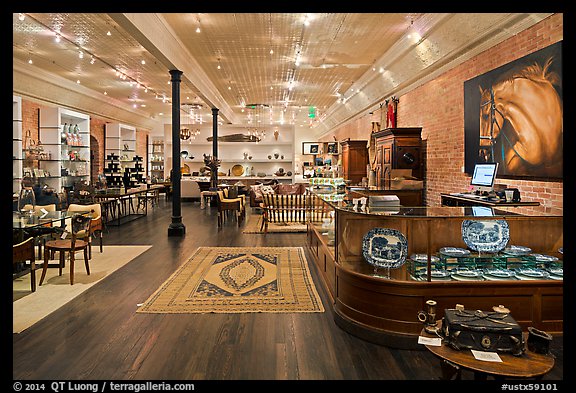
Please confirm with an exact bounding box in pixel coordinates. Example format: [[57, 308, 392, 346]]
[[12, 199, 564, 381]]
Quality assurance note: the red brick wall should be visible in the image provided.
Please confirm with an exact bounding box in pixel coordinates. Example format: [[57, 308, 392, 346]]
[[90, 117, 106, 183], [327, 13, 563, 215], [21, 100, 41, 144]]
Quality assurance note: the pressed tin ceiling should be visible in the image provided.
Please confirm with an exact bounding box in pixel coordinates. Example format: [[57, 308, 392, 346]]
[[12, 12, 553, 137]]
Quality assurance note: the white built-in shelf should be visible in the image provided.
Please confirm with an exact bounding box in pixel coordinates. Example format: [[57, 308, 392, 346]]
[[38, 106, 91, 190]]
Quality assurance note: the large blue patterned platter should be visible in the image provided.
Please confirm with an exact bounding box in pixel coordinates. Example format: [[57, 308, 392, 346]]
[[461, 219, 510, 253], [362, 228, 408, 269]]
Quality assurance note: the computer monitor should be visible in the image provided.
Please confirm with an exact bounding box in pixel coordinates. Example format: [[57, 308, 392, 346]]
[[472, 206, 494, 217], [470, 162, 498, 193]]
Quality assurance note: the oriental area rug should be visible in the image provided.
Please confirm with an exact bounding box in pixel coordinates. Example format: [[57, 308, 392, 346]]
[[136, 247, 324, 314], [242, 214, 308, 234]]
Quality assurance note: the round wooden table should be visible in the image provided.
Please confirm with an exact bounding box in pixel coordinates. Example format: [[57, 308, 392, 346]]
[[421, 323, 555, 380]]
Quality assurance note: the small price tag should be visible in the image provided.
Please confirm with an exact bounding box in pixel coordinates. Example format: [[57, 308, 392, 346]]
[[418, 336, 442, 346], [60, 231, 68, 239], [471, 350, 502, 362]]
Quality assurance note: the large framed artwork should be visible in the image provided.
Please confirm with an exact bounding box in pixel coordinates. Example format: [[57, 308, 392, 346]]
[[464, 41, 562, 180]]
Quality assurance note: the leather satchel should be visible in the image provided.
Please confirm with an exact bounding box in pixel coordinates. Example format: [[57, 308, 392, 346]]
[[442, 308, 525, 356]]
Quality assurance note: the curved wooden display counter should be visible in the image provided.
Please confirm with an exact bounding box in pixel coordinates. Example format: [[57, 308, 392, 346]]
[[307, 196, 563, 349]]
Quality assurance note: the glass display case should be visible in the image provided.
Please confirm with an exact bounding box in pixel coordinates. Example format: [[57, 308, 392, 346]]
[[307, 188, 563, 348]]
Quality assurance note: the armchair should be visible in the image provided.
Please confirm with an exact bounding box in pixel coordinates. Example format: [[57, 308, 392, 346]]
[[216, 190, 246, 228]]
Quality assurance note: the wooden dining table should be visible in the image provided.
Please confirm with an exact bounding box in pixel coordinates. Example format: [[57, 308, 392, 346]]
[[94, 186, 149, 226]]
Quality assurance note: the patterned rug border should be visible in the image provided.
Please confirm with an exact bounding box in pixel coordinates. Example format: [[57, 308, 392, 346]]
[[242, 215, 308, 234], [137, 246, 324, 314]]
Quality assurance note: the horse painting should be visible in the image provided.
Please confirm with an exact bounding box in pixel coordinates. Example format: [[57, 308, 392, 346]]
[[477, 57, 563, 178]]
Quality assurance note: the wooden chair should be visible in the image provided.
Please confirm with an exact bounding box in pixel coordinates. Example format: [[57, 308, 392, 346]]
[[13, 237, 37, 292], [216, 190, 246, 227], [40, 214, 92, 286], [67, 203, 104, 259], [137, 187, 160, 212]]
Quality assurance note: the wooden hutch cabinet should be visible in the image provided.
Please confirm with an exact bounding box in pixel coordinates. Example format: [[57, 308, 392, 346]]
[[341, 140, 369, 185], [373, 127, 422, 187]]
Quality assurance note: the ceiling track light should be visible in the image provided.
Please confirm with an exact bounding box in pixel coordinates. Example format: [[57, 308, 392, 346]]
[[21, 13, 194, 114]]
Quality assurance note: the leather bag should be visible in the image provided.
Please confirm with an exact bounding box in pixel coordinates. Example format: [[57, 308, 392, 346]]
[[442, 308, 525, 356]]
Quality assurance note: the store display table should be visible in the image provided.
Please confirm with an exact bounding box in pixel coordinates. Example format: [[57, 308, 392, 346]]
[[421, 322, 555, 380]]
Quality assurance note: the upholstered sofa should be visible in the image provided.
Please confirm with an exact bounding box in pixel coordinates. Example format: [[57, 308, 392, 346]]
[[249, 182, 308, 208]]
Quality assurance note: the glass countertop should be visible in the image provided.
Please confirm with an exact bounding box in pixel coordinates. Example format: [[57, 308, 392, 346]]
[[309, 188, 561, 218]]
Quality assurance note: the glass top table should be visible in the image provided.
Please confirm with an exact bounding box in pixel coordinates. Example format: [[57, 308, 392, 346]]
[[12, 210, 82, 230]]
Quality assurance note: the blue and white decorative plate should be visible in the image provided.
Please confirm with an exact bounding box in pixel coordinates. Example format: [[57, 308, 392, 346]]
[[410, 254, 440, 263], [482, 268, 517, 280], [530, 253, 559, 263], [362, 228, 408, 269], [515, 268, 550, 280], [503, 245, 532, 256], [547, 266, 563, 277], [461, 219, 510, 253], [439, 247, 471, 257], [415, 269, 452, 281], [451, 269, 484, 281]]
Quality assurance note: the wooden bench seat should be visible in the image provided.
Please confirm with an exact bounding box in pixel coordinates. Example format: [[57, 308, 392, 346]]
[[260, 193, 327, 233]]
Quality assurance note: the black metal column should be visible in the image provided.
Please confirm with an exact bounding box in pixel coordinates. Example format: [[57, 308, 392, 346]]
[[211, 108, 219, 189], [168, 69, 185, 236]]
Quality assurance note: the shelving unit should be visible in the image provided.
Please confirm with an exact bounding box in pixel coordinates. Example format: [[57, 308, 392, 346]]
[[124, 156, 145, 188], [301, 141, 342, 178], [105, 122, 144, 188], [105, 122, 136, 163], [38, 106, 91, 190], [148, 137, 165, 181], [103, 153, 123, 187], [164, 124, 295, 183], [13, 95, 23, 193]]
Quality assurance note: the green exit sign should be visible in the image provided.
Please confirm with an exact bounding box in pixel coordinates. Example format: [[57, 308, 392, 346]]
[[308, 106, 316, 118]]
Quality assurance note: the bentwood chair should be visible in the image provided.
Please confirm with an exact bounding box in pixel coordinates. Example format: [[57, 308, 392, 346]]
[[67, 203, 104, 259], [13, 237, 37, 292], [40, 214, 92, 286]]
